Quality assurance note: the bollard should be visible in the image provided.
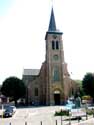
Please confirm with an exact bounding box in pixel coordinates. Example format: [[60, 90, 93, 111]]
[[86, 113, 88, 120], [40, 121, 42, 125], [56, 120, 57, 125], [69, 111, 71, 125], [69, 119, 71, 125], [10, 122, 11, 125], [61, 115, 63, 125], [78, 116, 80, 123], [25, 121, 27, 125], [69, 121, 71, 125], [92, 108, 94, 118]]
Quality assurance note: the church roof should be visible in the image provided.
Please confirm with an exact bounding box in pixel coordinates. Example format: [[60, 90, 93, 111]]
[[48, 7, 56, 31], [23, 69, 40, 76]]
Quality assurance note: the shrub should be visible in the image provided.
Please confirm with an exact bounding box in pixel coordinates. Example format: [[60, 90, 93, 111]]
[[82, 95, 92, 100], [86, 108, 94, 115], [55, 109, 69, 116]]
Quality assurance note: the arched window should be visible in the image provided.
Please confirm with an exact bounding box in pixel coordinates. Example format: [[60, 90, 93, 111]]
[[56, 41, 59, 49], [52, 40, 59, 50], [53, 66, 60, 81], [53, 55, 59, 61], [52, 40, 55, 49], [35, 88, 38, 96]]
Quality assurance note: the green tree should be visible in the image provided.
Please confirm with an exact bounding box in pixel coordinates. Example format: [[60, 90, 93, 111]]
[[1, 76, 26, 105], [74, 80, 84, 97], [82, 73, 94, 99]]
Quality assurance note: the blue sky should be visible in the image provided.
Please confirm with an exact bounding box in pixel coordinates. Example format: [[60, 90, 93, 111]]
[[0, 0, 94, 84]]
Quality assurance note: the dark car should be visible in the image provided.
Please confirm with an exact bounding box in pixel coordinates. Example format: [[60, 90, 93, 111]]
[[3, 108, 13, 118]]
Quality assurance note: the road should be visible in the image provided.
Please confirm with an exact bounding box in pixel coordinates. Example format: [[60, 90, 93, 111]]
[[0, 106, 94, 125]]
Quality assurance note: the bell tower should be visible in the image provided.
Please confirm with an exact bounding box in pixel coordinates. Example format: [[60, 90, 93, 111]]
[[45, 8, 65, 105]]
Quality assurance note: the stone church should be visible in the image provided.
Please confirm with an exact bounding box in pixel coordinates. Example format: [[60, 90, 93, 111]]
[[22, 8, 77, 105]]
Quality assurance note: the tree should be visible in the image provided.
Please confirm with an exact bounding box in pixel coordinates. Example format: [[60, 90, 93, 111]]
[[82, 73, 94, 99], [1, 76, 26, 105], [74, 80, 84, 97]]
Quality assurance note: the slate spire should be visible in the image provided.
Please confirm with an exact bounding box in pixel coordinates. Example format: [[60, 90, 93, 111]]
[[45, 7, 63, 40], [48, 7, 56, 31]]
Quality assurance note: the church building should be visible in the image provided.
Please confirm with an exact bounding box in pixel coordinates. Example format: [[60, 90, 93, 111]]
[[22, 8, 77, 105]]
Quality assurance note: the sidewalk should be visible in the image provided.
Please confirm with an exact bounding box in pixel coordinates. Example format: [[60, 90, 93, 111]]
[[74, 118, 94, 125]]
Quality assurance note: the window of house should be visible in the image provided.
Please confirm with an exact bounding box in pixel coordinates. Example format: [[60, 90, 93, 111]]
[[35, 88, 38, 96]]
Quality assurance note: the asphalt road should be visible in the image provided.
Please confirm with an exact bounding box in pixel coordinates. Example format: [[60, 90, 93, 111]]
[[0, 106, 94, 125]]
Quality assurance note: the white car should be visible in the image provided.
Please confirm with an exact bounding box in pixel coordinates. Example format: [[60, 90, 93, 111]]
[[10, 106, 16, 113], [0, 104, 16, 115]]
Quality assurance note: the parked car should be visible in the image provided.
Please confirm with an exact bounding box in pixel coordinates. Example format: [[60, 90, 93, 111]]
[[3, 108, 13, 118], [0, 104, 11, 116], [9, 106, 16, 113], [0, 104, 16, 117]]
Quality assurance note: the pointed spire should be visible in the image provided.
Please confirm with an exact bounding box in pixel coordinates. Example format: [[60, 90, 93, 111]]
[[48, 7, 56, 31], [45, 7, 63, 40]]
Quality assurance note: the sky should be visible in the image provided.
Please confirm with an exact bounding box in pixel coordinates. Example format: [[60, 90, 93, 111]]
[[0, 0, 94, 84]]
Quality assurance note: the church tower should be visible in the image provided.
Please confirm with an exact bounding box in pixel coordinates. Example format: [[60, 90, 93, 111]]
[[23, 6, 76, 106], [45, 8, 65, 105]]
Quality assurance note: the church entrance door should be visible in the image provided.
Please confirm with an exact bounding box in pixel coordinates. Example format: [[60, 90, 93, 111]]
[[54, 90, 60, 105]]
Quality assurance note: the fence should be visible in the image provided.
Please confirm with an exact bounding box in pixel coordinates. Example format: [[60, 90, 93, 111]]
[[1, 114, 94, 125]]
